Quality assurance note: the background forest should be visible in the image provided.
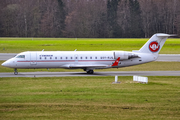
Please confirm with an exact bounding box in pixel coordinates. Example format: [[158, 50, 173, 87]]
[[0, 0, 180, 38]]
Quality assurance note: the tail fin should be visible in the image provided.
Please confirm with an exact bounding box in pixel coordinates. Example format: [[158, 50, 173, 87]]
[[138, 33, 174, 54]]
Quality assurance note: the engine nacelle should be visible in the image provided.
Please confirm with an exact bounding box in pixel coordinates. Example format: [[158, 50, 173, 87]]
[[113, 51, 139, 60]]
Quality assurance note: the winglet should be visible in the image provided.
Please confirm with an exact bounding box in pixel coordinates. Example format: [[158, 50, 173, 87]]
[[112, 57, 120, 66]]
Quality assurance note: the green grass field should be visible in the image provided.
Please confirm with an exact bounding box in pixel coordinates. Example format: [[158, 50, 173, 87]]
[[0, 37, 180, 119], [0, 38, 180, 54], [0, 76, 180, 120]]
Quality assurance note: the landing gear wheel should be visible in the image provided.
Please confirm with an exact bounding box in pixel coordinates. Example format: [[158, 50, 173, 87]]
[[14, 71, 18, 75], [87, 70, 94, 74], [14, 69, 18, 75]]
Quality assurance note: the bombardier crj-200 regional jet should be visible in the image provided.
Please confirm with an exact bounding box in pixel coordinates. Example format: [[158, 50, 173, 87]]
[[2, 33, 174, 75]]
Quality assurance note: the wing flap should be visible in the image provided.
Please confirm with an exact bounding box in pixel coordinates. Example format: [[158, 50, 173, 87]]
[[62, 57, 122, 69], [62, 64, 111, 69], [70, 64, 110, 68]]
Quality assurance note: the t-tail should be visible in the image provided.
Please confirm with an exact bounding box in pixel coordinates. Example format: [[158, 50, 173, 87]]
[[137, 33, 175, 55]]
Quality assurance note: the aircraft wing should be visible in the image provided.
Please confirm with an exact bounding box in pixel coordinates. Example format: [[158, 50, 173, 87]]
[[62, 64, 111, 69], [62, 57, 121, 69]]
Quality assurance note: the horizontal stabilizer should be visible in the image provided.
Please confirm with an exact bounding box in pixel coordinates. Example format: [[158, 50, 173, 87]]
[[156, 33, 176, 37]]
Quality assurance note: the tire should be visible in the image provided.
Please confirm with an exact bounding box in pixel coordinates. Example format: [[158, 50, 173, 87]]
[[87, 70, 94, 74], [14, 71, 18, 75]]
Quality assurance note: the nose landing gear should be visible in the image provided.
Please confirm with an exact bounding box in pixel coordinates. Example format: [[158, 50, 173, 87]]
[[14, 68, 18, 75]]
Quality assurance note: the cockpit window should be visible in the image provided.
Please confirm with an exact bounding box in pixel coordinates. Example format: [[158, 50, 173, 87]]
[[16, 55, 25, 58]]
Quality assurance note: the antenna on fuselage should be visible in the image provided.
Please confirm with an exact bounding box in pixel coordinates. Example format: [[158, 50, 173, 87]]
[[42, 49, 44, 51], [74, 49, 77, 51]]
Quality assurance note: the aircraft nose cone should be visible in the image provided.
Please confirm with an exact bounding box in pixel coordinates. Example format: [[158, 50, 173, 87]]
[[1, 61, 7, 67], [1, 61, 10, 67]]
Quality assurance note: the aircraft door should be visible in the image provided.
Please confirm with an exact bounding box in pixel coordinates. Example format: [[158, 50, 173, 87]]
[[74, 54, 78, 63], [30, 52, 37, 65]]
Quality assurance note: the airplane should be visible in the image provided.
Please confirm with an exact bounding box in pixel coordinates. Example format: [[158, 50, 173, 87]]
[[1, 33, 174, 75]]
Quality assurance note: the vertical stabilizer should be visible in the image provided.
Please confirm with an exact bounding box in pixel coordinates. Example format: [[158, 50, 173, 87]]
[[139, 33, 173, 54]]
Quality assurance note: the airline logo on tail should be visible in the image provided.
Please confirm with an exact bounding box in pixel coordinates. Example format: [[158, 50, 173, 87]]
[[149, 41, 160, 52]]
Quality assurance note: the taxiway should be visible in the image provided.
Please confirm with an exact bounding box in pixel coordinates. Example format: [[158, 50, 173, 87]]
[[0, 71, 179, 77]]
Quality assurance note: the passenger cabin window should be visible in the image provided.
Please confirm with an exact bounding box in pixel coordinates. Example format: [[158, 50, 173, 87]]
[[16, 55, 25, 58]]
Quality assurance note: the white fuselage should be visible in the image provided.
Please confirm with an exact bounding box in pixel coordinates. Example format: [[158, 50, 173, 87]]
[[2, 33, 172, 74], [3, 51, 157, 69]]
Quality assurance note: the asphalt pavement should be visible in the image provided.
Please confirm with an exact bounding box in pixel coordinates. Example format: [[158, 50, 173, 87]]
[[0, 71, 179, 77]]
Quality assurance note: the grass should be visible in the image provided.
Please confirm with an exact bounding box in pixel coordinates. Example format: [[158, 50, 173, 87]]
[[0, 37, 180, 119], [0, 76, 180, 119], [0, 38, 180, 54]]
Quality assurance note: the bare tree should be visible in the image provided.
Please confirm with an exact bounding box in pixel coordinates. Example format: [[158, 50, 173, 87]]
[[64, 0, 107, 38], [0, 0, 180, 37], [139, 0, 179, 37]]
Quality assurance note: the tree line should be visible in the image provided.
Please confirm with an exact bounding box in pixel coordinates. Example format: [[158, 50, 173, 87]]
[[0, 0, 179, 38]]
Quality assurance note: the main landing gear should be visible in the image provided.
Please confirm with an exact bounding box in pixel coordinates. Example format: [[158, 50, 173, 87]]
[[84, 69, 94, 74], [14, 68, 18, 75], [86, 70, 94, 74]]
